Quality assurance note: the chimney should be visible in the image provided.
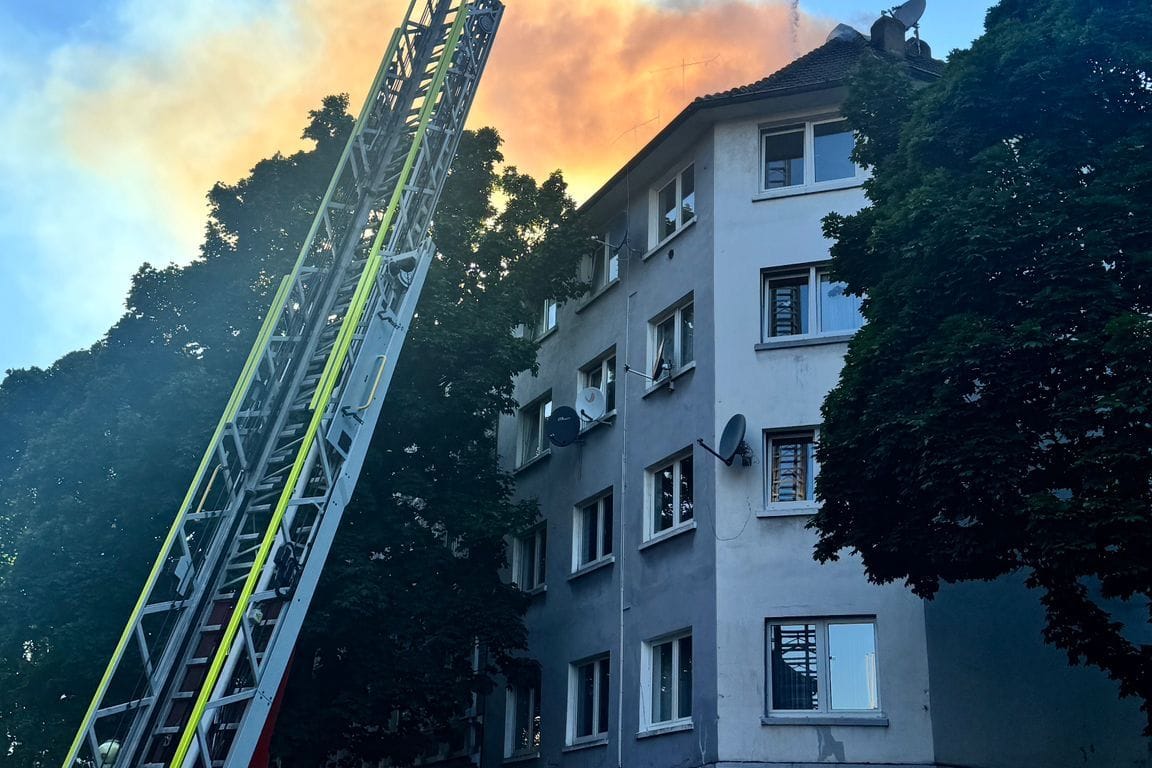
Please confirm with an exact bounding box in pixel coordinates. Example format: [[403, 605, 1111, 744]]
[[870, 15, 906, 55], [905, 37, 932, 59]]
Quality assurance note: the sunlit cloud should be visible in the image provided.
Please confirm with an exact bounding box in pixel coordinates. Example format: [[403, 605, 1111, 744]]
[[0, 0, 835, 371], [472, 0, 829, 196]]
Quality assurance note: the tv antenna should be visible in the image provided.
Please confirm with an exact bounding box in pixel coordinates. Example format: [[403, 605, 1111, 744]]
[[648, 55, 719, 102], [698, 413, 753, 467], [611, 112, 662, 147]]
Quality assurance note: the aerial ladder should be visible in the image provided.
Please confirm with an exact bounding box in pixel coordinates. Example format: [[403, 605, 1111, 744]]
[[61, 1, 503, 765]]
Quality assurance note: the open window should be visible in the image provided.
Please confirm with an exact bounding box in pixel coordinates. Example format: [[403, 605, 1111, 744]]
[[591, 213, 626, 291], [518, 394, 553, 466], [649, 298, 694, 382], [651, 164, 696, 245]]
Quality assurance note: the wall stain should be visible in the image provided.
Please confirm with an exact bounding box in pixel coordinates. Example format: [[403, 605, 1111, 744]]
[[816, 725, 845, 762]]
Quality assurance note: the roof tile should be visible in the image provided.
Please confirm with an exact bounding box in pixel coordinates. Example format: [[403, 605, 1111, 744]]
[[695, 28, 943, 104]]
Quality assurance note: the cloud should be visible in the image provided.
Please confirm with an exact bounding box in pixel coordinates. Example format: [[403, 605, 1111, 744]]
[[0, 0, 834, 370], [471, 0, 830, 198]]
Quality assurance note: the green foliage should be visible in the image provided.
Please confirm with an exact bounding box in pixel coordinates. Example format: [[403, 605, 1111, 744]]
[[813, 0, 1152, 731], [0, 93, 578, 764], [0, 95, 348, 765], [271, 128, 590, 766]]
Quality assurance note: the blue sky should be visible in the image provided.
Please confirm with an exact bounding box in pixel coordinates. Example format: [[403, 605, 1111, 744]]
[[0, 0, 997, 374]]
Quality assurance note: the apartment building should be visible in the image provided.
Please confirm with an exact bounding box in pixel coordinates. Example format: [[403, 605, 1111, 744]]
[[482, 14, 1150, 768]]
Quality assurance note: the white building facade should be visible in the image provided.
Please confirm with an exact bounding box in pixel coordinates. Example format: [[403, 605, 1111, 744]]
[[482, 15, 1151, 768]]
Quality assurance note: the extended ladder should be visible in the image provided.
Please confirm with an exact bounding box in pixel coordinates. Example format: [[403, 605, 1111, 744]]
[[62, 2, 503, 765]]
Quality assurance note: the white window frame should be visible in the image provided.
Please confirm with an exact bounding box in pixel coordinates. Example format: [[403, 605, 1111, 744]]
[[646, 450, 694, 540], [758, 117, 863, 197], [641, 631, 693, 730], [517, 394, 553, 466], [504, 680, 542, 757], [649, 163, 696, 247], [578, 351, 617, 424], [533, 297, 558, 339], [763, 428, 820, 515], [765, 617, 881, 718], [649, 299, 695, 383], [567, 654, 611, 745], [761, 265, 863, 343], [591, 214, 626, 291], [572, 490, 614, 571], [513, 524, 547, 592]]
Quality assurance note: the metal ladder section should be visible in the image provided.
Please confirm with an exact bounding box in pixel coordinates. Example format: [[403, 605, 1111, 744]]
[[62, 2, 503, 766]]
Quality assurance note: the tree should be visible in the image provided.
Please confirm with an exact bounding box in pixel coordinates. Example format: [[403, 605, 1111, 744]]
[[813, 0, 1152, 730], [0, 97, 347, 765], [271, 128, 589, 766], [0, 90, 582, 763]]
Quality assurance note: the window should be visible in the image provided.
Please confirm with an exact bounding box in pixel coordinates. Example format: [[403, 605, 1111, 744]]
[[762, 266, 863, 341], [649, 453, 693, 536], [761, 119, 858, 192], [534, 297, 558, 338], [767, 619, 879, 715], [579, 353, 616, 419], [765, 430, 818, 508], [650, 300, 694, 380], [514, 526, 547, 591], [573, 491, 613, 570], [652, 164, 695, 244], [592, 214, 625, 290], [518, 395, 552, 465], [568, 655, 610, 744], [505, 680, 542, 757], [643, 632, 692, 728], [762, 124, 804, 189]]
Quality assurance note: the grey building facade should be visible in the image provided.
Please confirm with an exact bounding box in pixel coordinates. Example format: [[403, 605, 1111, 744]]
[[481, 14, 1151, 768]]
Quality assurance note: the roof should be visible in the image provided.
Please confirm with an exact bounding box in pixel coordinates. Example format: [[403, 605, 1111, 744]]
[[579, 24, 944, 213], [696, 27, 943, 105]]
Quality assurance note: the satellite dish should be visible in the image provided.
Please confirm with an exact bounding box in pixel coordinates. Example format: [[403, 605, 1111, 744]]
[[718, 414, 747, 463], [576, 387, 607, 421], [890, 0, 925, 29], [547, 406, 581, 447], [97, 740, 121, 767], [697, 413, 753, 467]]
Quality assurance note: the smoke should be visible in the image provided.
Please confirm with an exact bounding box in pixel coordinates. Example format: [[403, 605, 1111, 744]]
[[0, 0, 835, 369], [470, 0, 831, 199], [57, 0, 835, 217], [791, 0, 801, 57]]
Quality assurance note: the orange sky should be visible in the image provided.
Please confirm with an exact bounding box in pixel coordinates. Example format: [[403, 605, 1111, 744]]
[[66, 0, 833, 212], [0, 0, 835, 371]]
